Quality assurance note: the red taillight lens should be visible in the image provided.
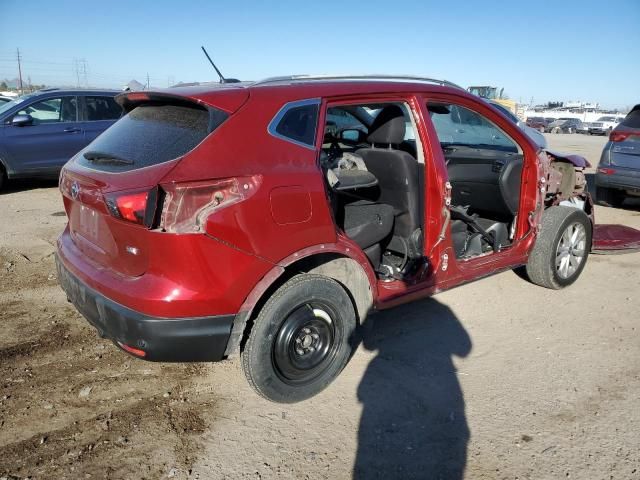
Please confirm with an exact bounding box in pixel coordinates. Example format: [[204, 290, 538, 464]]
[[117, 341, 147, 358], [610, 130, 632, 142], [104, 187, 157, 226], [160, 176, 261, 234], [597, 167, 616, 175]]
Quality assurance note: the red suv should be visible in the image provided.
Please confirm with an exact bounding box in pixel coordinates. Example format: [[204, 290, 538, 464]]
[[57, 76, 595, 402]]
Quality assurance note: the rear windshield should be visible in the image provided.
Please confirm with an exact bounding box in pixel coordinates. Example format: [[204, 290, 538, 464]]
[[621, 109, 640, 129], [76, 103, 226, 172]]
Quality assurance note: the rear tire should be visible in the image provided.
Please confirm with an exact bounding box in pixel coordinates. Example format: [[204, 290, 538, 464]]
[[0, 164, 6, 192], [241, 274, 357, 403], [523, 206, 591, 290], [596, 186, 625, 208]]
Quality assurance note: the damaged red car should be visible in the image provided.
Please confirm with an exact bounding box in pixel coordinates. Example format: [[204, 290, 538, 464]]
[[57, 76, 613, 403]]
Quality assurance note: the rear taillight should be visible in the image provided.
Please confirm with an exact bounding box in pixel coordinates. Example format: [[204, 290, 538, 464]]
[[597, 167, 616, 175], [610, 130, 632, 142], [104, 187, 158, 227], [160, 176, 261, 234]]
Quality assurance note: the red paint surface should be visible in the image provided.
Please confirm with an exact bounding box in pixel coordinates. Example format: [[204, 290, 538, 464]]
[[593, 224, 640, 253]]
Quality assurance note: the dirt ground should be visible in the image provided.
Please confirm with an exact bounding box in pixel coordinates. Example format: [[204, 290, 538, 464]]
[[1, 133, 639, 480]]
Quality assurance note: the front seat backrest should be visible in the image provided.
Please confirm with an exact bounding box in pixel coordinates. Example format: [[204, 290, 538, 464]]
[[356, 106, 420, 244], [498, 157, 523, 215]]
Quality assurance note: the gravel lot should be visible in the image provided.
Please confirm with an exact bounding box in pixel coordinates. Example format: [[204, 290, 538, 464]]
[[1, 133, 639, 479]]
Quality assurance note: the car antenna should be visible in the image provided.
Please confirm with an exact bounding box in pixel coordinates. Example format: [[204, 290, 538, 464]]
[[200, 46, 240, 84]]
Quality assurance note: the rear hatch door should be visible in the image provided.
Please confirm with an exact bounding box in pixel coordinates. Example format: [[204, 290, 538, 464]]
[[610, 108, 640, 170], [60, 91, 241, 276]]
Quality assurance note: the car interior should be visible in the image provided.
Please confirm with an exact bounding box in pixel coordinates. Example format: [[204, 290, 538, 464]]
[[320, 101, 523, 279], [428, 102, 523, 259]]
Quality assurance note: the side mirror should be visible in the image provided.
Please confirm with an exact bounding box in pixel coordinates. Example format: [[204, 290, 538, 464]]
[[12, 114, 34, 126], [340, 129, 366, 143]]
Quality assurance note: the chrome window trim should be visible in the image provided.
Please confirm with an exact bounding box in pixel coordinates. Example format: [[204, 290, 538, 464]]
[[267, 98, 320, 150]]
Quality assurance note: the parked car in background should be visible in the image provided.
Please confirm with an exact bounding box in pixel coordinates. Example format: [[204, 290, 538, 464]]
[[0, 88, 122, 190], [589, 115, 625, 135], [576, 121, 591, 134], [525, 116, 549, 132], [57, 75, 598, 403], [489, 101, 547, 148], [546, 118, 583, 134], [595, 104, 640, 207]]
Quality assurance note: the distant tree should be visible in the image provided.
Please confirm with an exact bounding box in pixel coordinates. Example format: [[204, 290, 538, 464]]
[[0, 81, 7, 90]]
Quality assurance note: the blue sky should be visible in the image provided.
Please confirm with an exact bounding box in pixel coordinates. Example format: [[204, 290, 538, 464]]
[[1, 0, 638, 109]]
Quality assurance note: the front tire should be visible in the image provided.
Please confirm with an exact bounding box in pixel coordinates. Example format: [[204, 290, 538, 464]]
[[523, 206, 591, 289], [241, 274, 357, 403]]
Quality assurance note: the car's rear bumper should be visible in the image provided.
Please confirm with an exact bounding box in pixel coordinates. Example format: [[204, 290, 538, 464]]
[[596, 169, 640, 192], [56, 254, 234, 362]]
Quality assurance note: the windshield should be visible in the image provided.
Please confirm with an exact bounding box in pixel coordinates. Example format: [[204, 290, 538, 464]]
[[597, 116, 616, 122]]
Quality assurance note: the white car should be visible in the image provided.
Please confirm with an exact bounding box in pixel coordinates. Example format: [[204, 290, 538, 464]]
[[589, 115, 625, 135]]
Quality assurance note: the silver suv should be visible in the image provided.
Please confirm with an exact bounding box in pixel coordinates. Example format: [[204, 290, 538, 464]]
[[595, 105, 640, 207]]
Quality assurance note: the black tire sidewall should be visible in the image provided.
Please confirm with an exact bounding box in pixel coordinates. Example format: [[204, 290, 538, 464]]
[[242, 274, 356, 403], [547, 210, 592, 288]]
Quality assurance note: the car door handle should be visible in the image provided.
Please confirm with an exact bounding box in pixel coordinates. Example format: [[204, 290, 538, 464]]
[[64, 127, 81, 133]]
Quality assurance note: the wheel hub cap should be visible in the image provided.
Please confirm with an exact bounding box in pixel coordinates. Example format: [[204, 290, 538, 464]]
[[556, 222, 586, 279]]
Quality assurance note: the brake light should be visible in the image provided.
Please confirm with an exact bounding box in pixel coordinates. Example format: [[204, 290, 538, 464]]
[[117, 341, 146, 358], [610, 130, 632, 142], [160, 176, 261, 233], [104, 187, 158, 226], [597, 167, 616, 175], [124, 92, 150, 102]]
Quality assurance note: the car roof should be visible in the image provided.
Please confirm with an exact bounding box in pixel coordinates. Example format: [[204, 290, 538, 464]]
[[128, 75, 471, 111], [28, 88, 120, 96]]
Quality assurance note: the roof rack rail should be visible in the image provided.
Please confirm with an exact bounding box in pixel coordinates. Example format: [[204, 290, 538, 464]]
[[252, 74, 464, 90]]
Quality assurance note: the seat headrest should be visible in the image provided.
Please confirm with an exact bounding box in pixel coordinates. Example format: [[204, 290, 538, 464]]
[[367, 105, 406, 144]]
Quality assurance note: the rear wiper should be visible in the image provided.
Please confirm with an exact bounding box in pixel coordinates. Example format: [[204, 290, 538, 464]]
[[83, 151, 134, 165]]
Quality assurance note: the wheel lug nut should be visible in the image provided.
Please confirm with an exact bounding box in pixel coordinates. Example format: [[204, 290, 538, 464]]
[[303, 327, 311, 334], [295, 338, 302, 344], [312, 333, 319, 339], [296, 348, 304, 355]]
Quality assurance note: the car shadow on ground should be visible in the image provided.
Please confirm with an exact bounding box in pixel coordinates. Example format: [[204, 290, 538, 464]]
[[353, 298, 472, 480], [1, 177, 58, 194], [585, 173, 640, 211]]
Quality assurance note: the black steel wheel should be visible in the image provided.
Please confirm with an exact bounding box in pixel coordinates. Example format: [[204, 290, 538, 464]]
[[241, 274, 357, 403]]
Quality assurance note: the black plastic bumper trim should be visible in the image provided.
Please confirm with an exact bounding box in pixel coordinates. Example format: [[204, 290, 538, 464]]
[[56, 255, 234, 362]]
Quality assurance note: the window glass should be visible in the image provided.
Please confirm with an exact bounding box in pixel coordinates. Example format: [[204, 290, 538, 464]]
[[85, 96, 123, 121], [76, 103, 225, 172], [17, 96, 78, 123], [621, 109, 640, 128], [428, 103, 519, 152], [274, 103, 319, 146]]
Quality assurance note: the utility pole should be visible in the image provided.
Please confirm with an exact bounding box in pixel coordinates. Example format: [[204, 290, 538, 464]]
[[146, 73, 150, 90], [80, 59, 88, 87], [16, 48, 24, 94], [73, 58, 80, 87]]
